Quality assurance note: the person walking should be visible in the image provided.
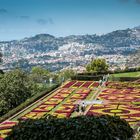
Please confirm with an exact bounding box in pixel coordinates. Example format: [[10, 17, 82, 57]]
[[81, 102, 86, 115], [99, 80, 102, 86], [74, 104, 80, 115]]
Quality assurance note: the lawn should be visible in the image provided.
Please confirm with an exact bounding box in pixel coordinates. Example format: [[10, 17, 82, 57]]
[[111, 71, 140, 78]]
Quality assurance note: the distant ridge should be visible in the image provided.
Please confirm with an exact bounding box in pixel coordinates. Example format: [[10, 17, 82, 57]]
[[0, 25, 140, 71]]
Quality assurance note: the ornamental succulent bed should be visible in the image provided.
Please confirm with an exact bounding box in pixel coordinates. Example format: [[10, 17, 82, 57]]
[[0, 80, 140, 139], [107, 81, 140, 89], [87, 88, 140, 126]]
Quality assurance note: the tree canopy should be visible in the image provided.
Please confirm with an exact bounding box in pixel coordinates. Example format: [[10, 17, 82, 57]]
[[0, 69, 34, 116], [58, 69, 76, 82], [30, 66, 50, 83], [86, 58, 109, 73]]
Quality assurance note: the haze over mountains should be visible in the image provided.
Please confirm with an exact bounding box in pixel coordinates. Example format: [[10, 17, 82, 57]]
[[0, 26, 140, 71]]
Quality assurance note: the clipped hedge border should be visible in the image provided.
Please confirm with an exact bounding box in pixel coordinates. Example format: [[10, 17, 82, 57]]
[[0, 84, 59, 123], [77, 69, 140, 76], [71, 75, 103, 81], [72, 72, 140, 81]]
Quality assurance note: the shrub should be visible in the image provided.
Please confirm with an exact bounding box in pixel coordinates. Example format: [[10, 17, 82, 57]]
[[6, 115, 133, 140], [71, 75, 103, 81]]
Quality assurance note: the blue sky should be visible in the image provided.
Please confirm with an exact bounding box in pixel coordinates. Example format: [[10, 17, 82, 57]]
[[0, 0, 140, 41]]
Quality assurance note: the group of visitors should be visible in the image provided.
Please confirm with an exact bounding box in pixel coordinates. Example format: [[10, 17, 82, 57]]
[[99, 74, 110, 87], [74, 74, 110, 115], [74, 102, 86, 115]]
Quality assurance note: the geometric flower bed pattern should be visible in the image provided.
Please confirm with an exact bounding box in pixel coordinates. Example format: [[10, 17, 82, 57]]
[[0, 121, 18, 139], [87, 88, 140, 126], [107, 81, 140, 89], [0, 80, 97, 139], [89, 82, 99, 89], [72, 81, 85, 88], [52, 105, 75, 118], [1, 80, 140, 139], [62, 81, 77, 88], [81, 81, 93, 88]]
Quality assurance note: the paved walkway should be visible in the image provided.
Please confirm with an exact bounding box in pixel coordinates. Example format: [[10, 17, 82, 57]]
[[84, 85, 105, 115]]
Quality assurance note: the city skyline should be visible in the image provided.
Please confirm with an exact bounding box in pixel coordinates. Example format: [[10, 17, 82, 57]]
[[0, 0, 140, 41]]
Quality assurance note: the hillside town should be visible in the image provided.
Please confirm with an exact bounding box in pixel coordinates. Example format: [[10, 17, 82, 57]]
[[1, 28, 140, 72]]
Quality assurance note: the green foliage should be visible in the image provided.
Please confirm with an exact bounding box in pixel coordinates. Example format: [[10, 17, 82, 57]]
[[30, 66, 50, 83], [6, 115, 133, 140], [112, 71, 140, 78], [31, 66, 49, 75], [0, 69, 34, 116], [0, 84, 58, 123], [0, 73, 4, 79], [0, 67, 58, 118], [57, 69, 76, 82], [137, 66, 140, 71], [86, 59, 109, 73], [15, 59, 29, 70], [71, 75, 103, 81]]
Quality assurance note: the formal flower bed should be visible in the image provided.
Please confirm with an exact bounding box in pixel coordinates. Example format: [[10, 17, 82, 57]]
[[100, 93, 140, 103], [107, 81, 140, 89], [20, 85, 75, 121], [117, 104, 140, 125], [90, 82, 99, 88], [0, 122, 17, 130], [75, 88, 91, 94], [87, 104, 118, 116], [21, 97, 67, 120], [22, 112, 47, 120], [51, 112, 71, 118], [81, 81, 93, 88], [100, 89, 140, 103], [70, 93, 88, 99], [44, 98, 64, 105], [72, 81, 85, 88], [53, 92, 70, 99], [64, 99, 77, 105], [55, 104, 75, 117], [60, 88, 74, 93], [62, 81, 77, 88], [55, 105, 74, 112], [1, 80, 139, 139], [32, 104, 56, 112], [87, 87, 140, 125], [0, 121, 18, 139], [132, 98, 140, 106], [0, 81, 93, 139]]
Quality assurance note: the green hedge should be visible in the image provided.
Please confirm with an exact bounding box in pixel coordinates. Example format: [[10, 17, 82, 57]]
[[0, 84, 59, 123], [77, 68, 140, 76], [0, 69, 4, 74], [71, 75, 103, 81], [6, 115, 134, 140], [72, 71, 140, 81], [77, 72, 109, 75]]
